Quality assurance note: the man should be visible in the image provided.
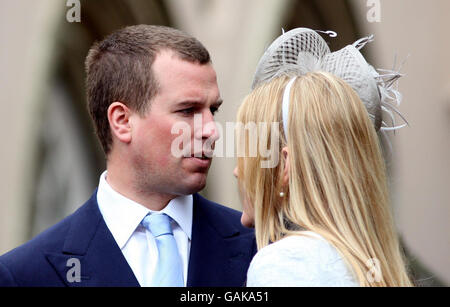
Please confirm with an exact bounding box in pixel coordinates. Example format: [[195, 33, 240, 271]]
[[0, 25, 256, 286]]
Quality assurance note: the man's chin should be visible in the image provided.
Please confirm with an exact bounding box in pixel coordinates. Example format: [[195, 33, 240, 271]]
[[175, 173, 208, 195]]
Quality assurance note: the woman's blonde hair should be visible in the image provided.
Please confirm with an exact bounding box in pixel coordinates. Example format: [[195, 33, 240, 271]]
[[236, 72, 412, 287]]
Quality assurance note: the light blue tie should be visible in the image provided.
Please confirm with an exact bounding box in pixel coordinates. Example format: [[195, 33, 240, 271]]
[[141, 213, 184, 287]]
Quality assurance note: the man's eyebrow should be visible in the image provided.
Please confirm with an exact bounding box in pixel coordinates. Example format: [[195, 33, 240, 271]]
[[175, 99, 223, 107], [175, 101, 202, 107]]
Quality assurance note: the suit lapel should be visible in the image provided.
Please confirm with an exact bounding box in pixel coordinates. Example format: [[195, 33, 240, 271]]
[[187, 194, 254, 287], [45, 191, 140, 287]]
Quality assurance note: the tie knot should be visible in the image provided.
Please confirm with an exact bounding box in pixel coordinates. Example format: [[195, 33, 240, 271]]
[[142, 213, 173, 237]]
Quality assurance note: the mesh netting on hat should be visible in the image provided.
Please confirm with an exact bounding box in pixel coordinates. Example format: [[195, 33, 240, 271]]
[[252, 28, 407, 132], [253, 28, 330, 88]]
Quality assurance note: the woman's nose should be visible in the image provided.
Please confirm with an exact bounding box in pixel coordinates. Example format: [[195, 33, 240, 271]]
[[233, 167, 238, 178]]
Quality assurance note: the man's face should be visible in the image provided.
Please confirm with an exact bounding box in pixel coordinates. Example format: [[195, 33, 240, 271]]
[[129, 50, 221, 197]]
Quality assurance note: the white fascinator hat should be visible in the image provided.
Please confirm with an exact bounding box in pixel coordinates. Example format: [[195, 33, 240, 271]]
[[252, 28, 408, 135]]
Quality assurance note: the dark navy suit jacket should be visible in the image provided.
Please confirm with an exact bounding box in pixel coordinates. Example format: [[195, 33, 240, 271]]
[[0, 191, 256, 286]]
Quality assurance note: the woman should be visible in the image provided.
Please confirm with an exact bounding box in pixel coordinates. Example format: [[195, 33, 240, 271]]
[[234, 28, 412, 287]]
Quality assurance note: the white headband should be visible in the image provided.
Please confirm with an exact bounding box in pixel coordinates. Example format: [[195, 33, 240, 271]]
[[282, 76, 297, 140]]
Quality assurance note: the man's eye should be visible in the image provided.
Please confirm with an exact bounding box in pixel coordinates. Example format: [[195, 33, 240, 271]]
[[210, 107, 219, 115], [178, 108, 195, 115], [177, 106, 219, 116]]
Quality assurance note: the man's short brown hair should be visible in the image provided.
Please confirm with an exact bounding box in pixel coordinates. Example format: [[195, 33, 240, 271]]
[[85, 25, 211, 155]]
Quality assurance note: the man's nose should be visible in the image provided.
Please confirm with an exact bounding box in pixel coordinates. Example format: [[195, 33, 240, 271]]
[[199, 110, 220, 142]]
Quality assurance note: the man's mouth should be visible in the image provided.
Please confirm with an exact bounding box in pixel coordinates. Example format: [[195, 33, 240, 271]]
[[184, 153, 213, 169], [190, 152, 213, 159]]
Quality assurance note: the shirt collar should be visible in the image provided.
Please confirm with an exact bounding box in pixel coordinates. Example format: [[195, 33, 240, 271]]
[[96, 171, 193, 249], [160, 193, 193, 241]]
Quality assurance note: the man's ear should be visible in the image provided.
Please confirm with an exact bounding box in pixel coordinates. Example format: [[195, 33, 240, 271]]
[[107, 102, 132, 144], [282, 146, 289, 186]]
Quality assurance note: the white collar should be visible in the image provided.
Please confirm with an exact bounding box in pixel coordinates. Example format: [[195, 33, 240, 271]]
[[96, 171, 193, 249]]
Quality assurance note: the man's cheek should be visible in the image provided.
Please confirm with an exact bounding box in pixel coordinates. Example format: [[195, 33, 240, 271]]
[[155, 138, 176, 167], [170, 122, 194, 158]]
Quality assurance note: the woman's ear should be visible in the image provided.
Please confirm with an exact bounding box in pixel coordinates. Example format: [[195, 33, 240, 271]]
[[107, 102, 132, 144], [282, 146, 289, 186]]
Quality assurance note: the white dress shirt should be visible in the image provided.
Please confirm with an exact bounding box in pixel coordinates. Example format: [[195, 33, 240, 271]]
[[96, 171, 192, 287]]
